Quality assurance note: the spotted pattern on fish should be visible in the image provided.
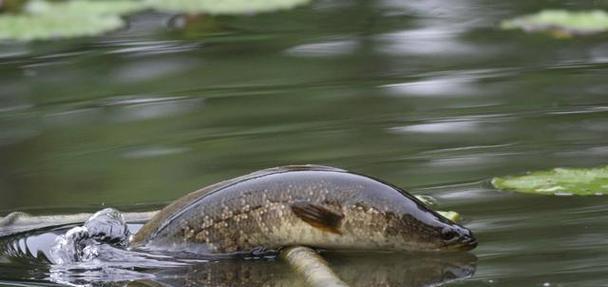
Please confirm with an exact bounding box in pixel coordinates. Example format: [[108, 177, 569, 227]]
[[131, 165, 477, 254]]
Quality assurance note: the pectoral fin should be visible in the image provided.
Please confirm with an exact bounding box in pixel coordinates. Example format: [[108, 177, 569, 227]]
[[290, 202, 344, 234]]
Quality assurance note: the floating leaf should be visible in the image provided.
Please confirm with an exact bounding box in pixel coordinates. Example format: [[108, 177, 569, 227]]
[[0, 14, 124, 41], [25, 0, 147, 16], [0, 0, 311, 41], [492, 166, 608, 195], [501, 10, 608, 37], [0, 0, 147, 42], [437, 211, 461, 223], [414, 195, 461, 222], [146, 0, 310, 15]]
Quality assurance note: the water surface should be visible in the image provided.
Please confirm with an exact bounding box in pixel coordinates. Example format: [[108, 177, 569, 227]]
[[1, 0, 608, 286]]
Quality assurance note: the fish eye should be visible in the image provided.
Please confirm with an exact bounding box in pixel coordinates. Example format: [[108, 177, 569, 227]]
[[441, 229, 458, 241]]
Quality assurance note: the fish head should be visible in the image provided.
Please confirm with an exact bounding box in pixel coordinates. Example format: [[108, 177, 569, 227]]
[[435, 222, 477, 251], [345, 201, 477, 252], [339, 172, 478, 253], [396, 212, 478, 252]]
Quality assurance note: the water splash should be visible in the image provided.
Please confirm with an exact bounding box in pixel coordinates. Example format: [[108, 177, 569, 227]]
[[44, 208, 187, 286], [49, 208, 130, 265]]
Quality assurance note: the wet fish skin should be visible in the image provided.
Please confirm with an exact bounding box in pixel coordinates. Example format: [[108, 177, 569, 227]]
[[131, 165, 477, 254]]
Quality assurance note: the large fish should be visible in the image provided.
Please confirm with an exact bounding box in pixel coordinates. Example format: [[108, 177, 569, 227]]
[[131, 165, 477, 254]]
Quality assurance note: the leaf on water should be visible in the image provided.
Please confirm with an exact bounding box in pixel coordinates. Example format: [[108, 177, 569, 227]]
[[0, 14, 124, 41], [492, 166, 608, 195], [25, 0, 147, 16], [0, 0, 311, 41], [437, 211, 460, 223], [501, 10, 608, 37], [414, 195, 461, 222], [146, 0, 311, 15], [0, 0, 147, 42]]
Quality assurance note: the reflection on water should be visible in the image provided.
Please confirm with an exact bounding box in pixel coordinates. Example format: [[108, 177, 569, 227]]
[[383, 76, 477, 97], [1, 0, 608, 286], [286, 39, 358, 58], [136, 252, 475, 287]]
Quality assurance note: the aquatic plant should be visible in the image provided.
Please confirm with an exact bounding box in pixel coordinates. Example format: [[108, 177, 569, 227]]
[[436, 211, 460, 222], [0, 0, 311, 42], [0, 0, 146, 41], [501, 10, 608, 37], [415, 195, 461, 222], [26, 0, 145, 16], [147, 0, 310, 15], [492, 165, 608, 195]]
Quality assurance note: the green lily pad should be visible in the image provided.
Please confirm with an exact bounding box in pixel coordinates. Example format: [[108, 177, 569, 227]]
[[0, 14, 124, 41], [146, 0, 310, 15], [25, 0, 146, 16], [492, 166, 608, 195], [0, 0, 311, 41], [0, 0, 147, 42], [501, 10, 608, 36]]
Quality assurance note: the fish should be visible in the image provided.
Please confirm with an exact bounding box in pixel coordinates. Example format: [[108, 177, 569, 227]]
[[131, 165, 477, 254]]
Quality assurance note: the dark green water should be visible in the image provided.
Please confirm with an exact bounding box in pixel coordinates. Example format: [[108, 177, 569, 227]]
[[1, 0, 608, 286]]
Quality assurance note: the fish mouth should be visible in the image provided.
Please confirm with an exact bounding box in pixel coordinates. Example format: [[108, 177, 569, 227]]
[[455, 236, 478, 251], [439, 226, 478, 251], [442, 235, 477, 251]]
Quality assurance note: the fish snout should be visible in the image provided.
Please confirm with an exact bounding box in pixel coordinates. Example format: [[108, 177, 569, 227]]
[[441, 226, 477, 251], [459, 232, 478, 250]]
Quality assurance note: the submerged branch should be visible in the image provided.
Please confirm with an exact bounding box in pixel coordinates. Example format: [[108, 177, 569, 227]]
[[281, 246, 350, 287]]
